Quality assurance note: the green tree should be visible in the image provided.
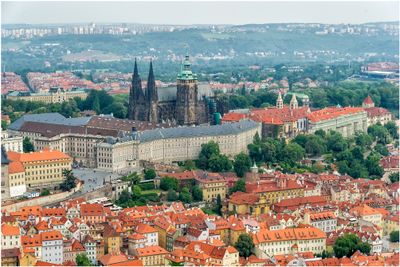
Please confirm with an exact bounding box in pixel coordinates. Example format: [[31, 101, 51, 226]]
[[169, 260, 184, 266], [1, 120, 7, 130], [384, 121, 399, 139], [304, 135, 327, 156], [208, 154, 232, 172], [23, 137, 35, 152], [390, 231, 399, 242], [182, 160, 196, 170], [60, 169, 76, 191], [76, 253, 92, 266], [167, 189, 179, 201], [179, 187, 192, 203], [283, 143, 305, 164], [131, 185, 142, 200], [197, 141, 221, 170], [192, 186, 203, 201], [213, 194, 223, 215], [160, 177, 179, 191], [144, 169, 157, 180], [374, 143, 389, 156], [333, 233, 371, 258], [40, 188, 50, 196], [117, 190, 132, 205], [233, 152, 252, 177], [365, 153, 384, 178], [355, 133, 373, 149], [229, 179, 246, 194], [389, 172, 399, 183], [368, 124, 390, 144], [326, 132, 348, 153], [235, 233, 255, 258], [92, 95, 101, 114]]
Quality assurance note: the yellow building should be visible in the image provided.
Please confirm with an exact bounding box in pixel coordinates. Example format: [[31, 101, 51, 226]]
[[6, 87, 87, 104], [154, 217, 176, 250], [227, 216, 247, 245], [195, 173, 227, 202], [350, 204, 383, 227], [228, 191, 269, 216], [383, 215, 399, 236], [8, 161, 26, 198], [7, 148, 72, 189], [135, 245, 169, 266], [253, 227, 327, 258], [19, 251, 37, 267]]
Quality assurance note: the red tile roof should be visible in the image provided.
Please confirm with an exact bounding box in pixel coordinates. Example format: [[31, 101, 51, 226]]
[[136, 245, 169, 257], [363, 95, 374, 105], [7, 149, 71, 163], [221, 112, 247, 122], [307, 107, 365, 123], [1, 224, 20, 236], [80, 203, 104, 217]]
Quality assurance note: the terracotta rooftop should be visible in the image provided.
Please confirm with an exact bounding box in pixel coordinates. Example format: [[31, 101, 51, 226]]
[[7, 149, 71, 163], [307, 107, 365, 123], [1, 224, 20, 236], [136, 245, 169, 257]]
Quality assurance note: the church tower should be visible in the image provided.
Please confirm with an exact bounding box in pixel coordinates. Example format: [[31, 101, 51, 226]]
[[276, 91, 284, 109], [146, 60, 159, 123], [128, 59, 147, 121], [176, 54, 199, 125], [289, 94, 298, 110]]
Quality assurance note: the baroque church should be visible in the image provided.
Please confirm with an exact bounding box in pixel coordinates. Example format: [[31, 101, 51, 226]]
[[128, 55, 211, 125]]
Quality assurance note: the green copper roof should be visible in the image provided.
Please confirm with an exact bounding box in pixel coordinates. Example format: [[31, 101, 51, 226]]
[[177, 55, 197, 81]]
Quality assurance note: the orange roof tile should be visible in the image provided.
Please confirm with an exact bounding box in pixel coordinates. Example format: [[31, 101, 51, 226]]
[[1, 224, 20, 235], [136, 245, 169, 257], [221, 112, 247, 122], [307, 107, 365, 123], [41, 230, 63, 241], [8, 161, 25, 174], [7, 149, 71, 163]]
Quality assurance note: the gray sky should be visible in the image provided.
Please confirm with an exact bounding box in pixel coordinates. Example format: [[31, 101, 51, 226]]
[[2, 1, 399, 25]]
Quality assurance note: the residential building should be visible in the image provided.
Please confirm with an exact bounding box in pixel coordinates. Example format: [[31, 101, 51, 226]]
[[1, 148, 10, 200], [80, 204, 106, 224], [227, 191, 269, 216], [134, 245, 169, 266], [6, 87, 88, 104], [1, 131, 23, 152], [41, 230, 64, 264], [1, 248, 21, 266], [1, 224, 21, 249], [252, 227, 326, 258], [303, 211, 337, 233], [135, 223, 159, 247], [362, 95, 393, 126], [7, 148, 72, 189], [307, 107, 368, 137], [350, 204, 383, 227]]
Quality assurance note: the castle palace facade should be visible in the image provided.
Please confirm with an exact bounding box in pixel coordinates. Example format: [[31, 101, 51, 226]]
[[128, 55, 212, 125]]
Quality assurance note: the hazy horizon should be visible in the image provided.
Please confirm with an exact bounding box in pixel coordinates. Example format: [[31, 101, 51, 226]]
[[2, 1, 399, 25]]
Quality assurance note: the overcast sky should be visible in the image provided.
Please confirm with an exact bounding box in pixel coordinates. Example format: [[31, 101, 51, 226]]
[[2, 1, 399, 25]]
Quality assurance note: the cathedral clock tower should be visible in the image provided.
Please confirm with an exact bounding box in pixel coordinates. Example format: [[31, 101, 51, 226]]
[[176, 54, 199, 125]]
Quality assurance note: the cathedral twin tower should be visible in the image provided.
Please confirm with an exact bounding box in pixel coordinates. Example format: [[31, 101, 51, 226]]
[[128, 55, 208, 126]]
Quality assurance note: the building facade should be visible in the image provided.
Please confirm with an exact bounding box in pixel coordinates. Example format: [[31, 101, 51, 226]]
[[1, 131, 23, 153], [6, 87, 87, 104], [7, 148, 72, 189]]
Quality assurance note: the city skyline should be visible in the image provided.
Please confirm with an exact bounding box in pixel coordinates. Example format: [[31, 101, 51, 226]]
[[2, 1, 399, 25]]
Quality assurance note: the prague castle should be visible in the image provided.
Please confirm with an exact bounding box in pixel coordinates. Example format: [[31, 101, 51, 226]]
[[128, 55, 211, 125]]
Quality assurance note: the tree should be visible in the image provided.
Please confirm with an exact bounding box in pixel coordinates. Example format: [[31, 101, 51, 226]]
[[374, 143, 389, 156], [213, 194, 222, 215], [179, 187, 192, 203], [233, 152, 252, 177], [131, 185, 142, 200], [304, 135, 327, 156], [365, 153, 384, 178], [355, 133, 373, 149], [192, 186, 203, 201], [390, 231, 399, 242], [368, 124, 390, 144], [160, 177, 178, 191], [197, 141, 220, 169], [40, 188, 50, 196], [333, 233, 371, 258], [182, 160, 196, 170], [117, 190, 132, 205], [60, 169, 76, 191], [92, 94, 101, 114], [208, 154, 232, 172], [283, 143, 305, 164], [23, 137, 34, 152], [327, 132, 348, 153], [144, 169, 157, 180], [1, 120, 7, 130], [76, 253, 92, 266], [167, 189, 179, 201], [384, 121, 399, 139], [229, 179, 246, 194], [389, 172, 399, 183], [169, 261, 184, 266], [235, 233, 255, 258]]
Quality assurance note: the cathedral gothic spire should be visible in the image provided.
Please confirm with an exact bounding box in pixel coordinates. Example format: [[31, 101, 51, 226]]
[[147, 60, 158, 123], [289, 94, 298, 110]]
